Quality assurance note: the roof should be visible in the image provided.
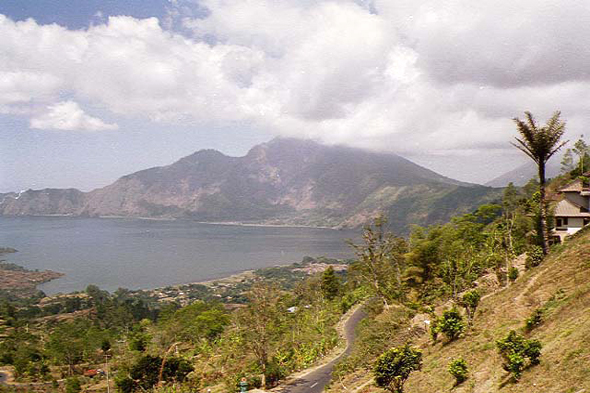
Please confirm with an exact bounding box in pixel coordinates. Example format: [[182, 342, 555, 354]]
[[554, 199, 590, 217], [560, 179, 584, 193]]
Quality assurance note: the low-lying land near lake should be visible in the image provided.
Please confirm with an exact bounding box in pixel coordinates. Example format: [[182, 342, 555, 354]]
[[0, 249, 63, 298]]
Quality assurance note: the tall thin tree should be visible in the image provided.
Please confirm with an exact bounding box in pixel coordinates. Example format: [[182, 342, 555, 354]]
[[512, 111, 567, 254]]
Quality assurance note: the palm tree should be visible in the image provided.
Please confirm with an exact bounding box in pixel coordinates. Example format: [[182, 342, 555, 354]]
[[512, 111, 567, 254]]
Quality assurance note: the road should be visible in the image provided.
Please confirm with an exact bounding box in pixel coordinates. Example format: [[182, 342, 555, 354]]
[[0, 371, 6, 383], [274, 305, 367, 393]]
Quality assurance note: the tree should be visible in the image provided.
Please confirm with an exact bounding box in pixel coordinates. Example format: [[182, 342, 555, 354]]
[[348, 217, 408, 307], [561, 149, 574, 174], [65, 376, 81, 393], [320, 266, 340, 301], [237, 282, 284, 388], [373, 344, 422, 393], [512, 111, 567, 254], [573, 137, 589, 175], [115, 354, 191, 392], [45, 321, 88, 375], [460, 290, 480, 327]]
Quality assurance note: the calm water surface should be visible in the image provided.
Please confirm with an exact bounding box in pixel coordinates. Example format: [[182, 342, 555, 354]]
[[0, 217, 359, 295]]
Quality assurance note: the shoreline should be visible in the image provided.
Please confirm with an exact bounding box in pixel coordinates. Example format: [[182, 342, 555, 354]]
[[3, 215, 342, 230], [150, 268, 259, 291]]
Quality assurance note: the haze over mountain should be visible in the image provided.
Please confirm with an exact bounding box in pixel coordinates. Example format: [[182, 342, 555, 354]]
[[0, 138, 500, 233], [485, 160, 561, 187]]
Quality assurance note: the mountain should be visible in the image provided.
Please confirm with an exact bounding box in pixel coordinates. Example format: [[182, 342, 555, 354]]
[[0, 138, 501, 233], [486, 160, 561, 187]]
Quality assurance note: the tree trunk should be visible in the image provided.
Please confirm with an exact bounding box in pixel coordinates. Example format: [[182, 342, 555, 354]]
[[538, 163, 549, 255]]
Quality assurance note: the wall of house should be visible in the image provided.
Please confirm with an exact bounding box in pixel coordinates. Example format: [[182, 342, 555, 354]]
[[566, 217, 585, 235], [564, 192, 589, 209]]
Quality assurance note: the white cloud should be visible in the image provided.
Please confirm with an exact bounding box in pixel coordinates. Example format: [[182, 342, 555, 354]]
[[1, 1, 589, 181], [30, 101, 119, 131]]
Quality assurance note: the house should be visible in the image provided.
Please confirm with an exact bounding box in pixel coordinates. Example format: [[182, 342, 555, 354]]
[[553, 174, 590, 241]]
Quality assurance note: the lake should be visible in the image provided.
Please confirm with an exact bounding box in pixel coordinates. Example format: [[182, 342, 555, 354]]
[[0, 217, 359, 295]]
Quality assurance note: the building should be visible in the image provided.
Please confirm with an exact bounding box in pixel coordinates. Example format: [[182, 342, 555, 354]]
[[553, 175, 590, 241]]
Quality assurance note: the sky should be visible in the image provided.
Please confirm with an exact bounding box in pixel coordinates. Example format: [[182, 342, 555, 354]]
[[1, 0, 589, 192]]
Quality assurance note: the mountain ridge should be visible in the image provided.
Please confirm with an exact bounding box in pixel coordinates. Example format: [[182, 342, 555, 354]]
[[0, 138, 501, 233]]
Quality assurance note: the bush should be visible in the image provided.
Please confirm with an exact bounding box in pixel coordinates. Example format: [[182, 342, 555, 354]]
[[373, 344, 422, 393], [448, 357, 468, 384], [496, 330, 542, 380], [65, 377, 81, 393], [460, 290, 480, 326], [508, 267, 519, 281], [429, 315, 439, 343], [525, 246, 544, 269], [524, 309, 543, 332], [438, 308, 465, 341]]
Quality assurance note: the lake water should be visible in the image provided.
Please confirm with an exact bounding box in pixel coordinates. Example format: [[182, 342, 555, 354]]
[[0, 217, 359, 295]]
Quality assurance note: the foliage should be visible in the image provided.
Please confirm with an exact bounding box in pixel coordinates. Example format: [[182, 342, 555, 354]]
[[561, 149, 575, 174], [512, 110, 567, 255], [460, 290, 480, 326], [496, 330, 542, 380], [573, 137, 589, 174], [437, 308, 465, 341], [525, 246, 544, 269], [116, 354, 192, 393], [321, 266, 341, 300], [429, 314, 439, 343], [65, 376, 81, 393], [159, 301, 230, 345], [508, 267, 519, 281], [373, 344, 422, 393], [236, 282, 285, 388], [348, 217, 408, 307], [448, 357, 468, 385], [524, 308, 544, 332]]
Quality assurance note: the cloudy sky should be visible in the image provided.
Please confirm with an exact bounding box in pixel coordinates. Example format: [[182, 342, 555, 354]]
[[1, 0, 588, 192]]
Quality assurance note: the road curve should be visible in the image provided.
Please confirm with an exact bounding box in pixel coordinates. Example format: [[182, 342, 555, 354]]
[[273, 305, 367, 393]]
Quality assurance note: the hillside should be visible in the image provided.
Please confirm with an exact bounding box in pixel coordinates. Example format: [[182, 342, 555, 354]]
[[486, 161, 561, 187], [340, 228, 590, 392], [0, 138, 501, 232]]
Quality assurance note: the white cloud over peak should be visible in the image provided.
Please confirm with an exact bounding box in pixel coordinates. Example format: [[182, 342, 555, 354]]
[[1, 1, 589, 181], [30, 101, 119, 131]]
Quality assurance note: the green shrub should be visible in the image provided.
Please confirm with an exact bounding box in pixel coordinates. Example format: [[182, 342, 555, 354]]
[[525, 246, 544, 269], [438, 308, 465, 341], [508, 267, 519, 281], [496, 330, 542, 380], [460, 290, 481, 326], [448, 357, 468, 385], [524, 309, 543, 332], [429, 315, 439, 343], [65, 377, 81, 393], [373, 344, 422, 393]]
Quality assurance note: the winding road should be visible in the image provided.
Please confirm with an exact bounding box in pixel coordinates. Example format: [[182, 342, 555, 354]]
[[273, 305, 367, 393]]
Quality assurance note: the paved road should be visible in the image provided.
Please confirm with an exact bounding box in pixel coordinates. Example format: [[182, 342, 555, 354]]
[[274, 305, 367, 393]]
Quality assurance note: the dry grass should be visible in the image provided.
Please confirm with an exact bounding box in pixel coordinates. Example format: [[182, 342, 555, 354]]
[[342, 230, 590, 392]]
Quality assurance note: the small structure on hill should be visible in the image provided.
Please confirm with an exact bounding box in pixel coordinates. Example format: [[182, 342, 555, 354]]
[[553, 174, 590, 241]]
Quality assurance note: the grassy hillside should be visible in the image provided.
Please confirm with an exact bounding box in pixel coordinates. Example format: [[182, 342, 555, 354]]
[[336, 227, 590, 392]]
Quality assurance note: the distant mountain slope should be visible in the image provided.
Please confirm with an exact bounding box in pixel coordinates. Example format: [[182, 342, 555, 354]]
[[0, 138, 501, 233], [486, 161, 561, 187]]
